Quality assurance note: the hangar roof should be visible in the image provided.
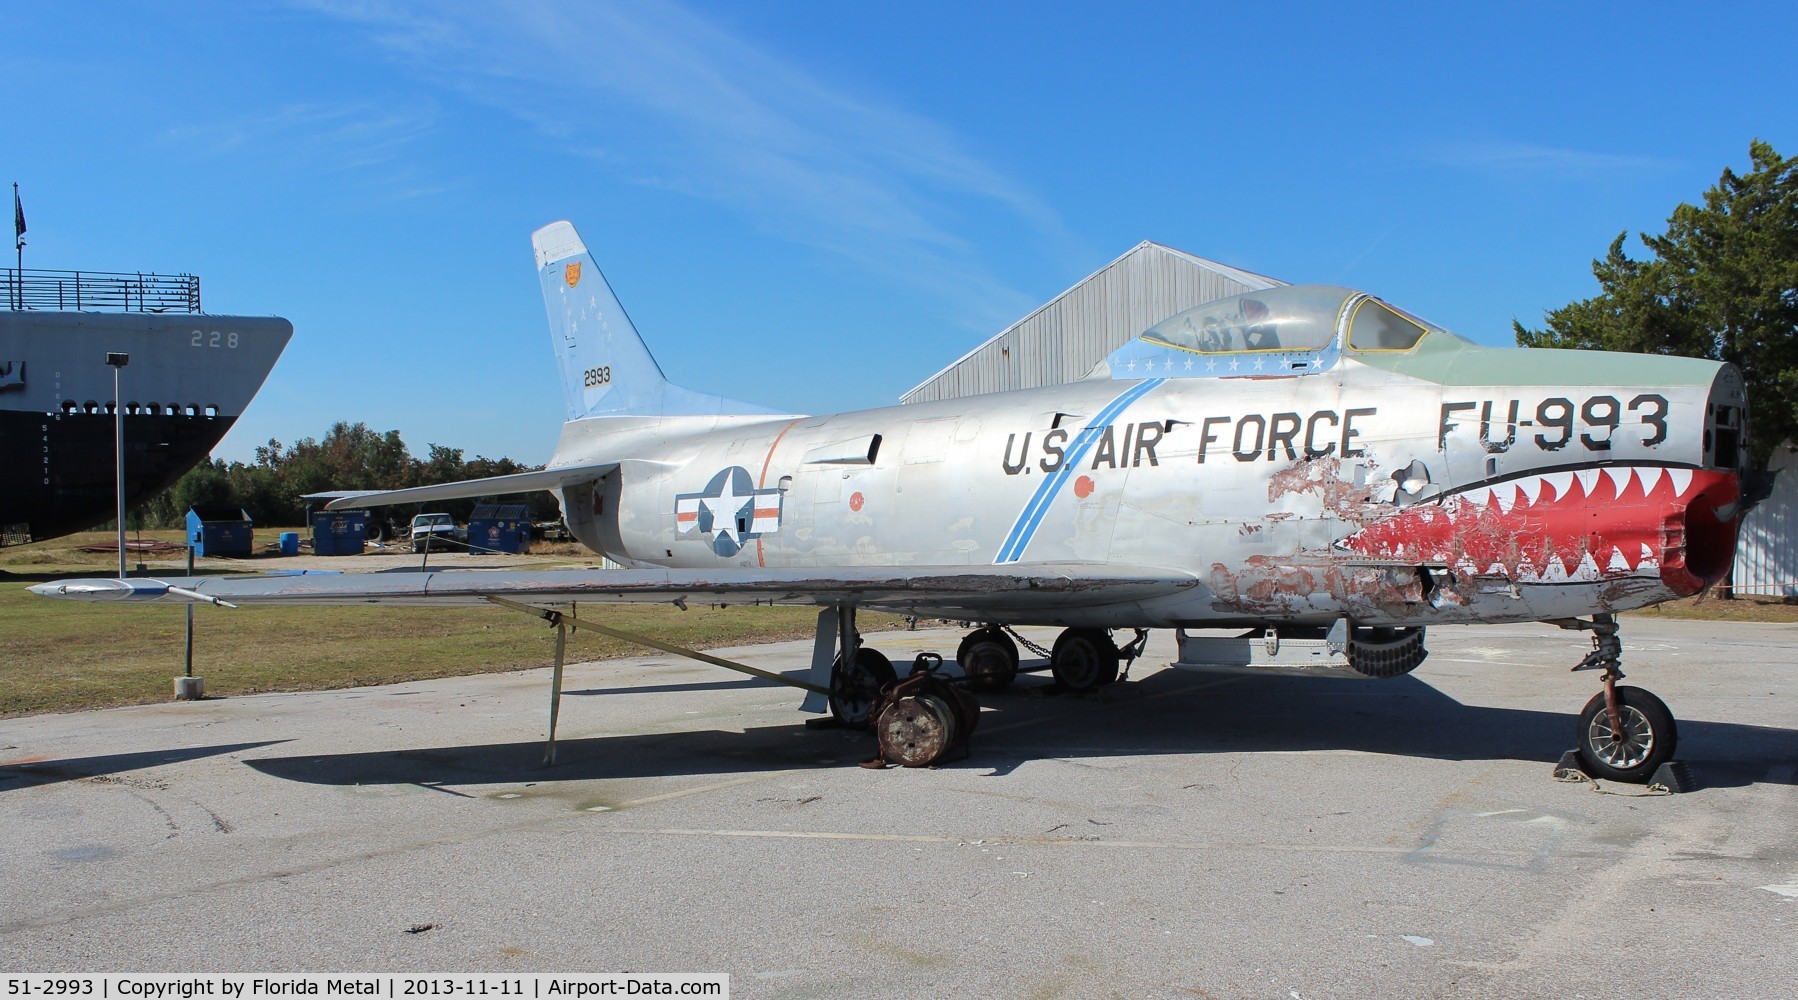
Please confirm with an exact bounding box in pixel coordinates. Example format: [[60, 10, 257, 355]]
[[901, 241, 1285, 404]]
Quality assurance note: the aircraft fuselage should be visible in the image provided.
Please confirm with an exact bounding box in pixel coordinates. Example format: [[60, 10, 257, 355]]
[[558, 347, 1746, 630]]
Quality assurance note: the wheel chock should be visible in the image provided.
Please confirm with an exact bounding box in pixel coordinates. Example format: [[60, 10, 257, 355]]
[[1551, 749, 1692, 793], [1648, 760, 1695, 793], [1552, 749, 1588, 781]]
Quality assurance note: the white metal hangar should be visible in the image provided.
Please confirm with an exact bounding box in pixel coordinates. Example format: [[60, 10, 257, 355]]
[[901, 241, 1284, 404]]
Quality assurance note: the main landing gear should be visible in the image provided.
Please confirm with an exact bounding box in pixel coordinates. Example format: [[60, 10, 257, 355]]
[[952, 624, 1148, 694], [1554, 614, 1678, 783], [837, 620, 1147, 735], [827, 606, 896, 729], [1049, 627, 1149, 693], [955, 627, 1019, 693]]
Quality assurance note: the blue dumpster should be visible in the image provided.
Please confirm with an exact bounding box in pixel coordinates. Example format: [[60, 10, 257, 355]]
[[186, 506, 254, 558], [311, 510, 368, 557], [466, 504, 531, 555]]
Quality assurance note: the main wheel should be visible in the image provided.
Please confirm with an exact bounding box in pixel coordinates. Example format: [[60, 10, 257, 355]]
[[829, 647, 896, 729], [1575, 686, 1677, 783], [956, 628, 1019, 693], [1050, 628, 1119, 693]]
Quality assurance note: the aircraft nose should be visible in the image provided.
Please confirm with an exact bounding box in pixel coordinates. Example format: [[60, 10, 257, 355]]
[[1663, 362, 1753, 595]]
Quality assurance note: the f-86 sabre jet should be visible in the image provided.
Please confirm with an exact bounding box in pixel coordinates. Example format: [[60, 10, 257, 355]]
[[34, 221, 1751, 782]]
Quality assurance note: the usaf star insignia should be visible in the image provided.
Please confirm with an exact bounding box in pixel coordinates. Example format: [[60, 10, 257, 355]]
[[674, 466, 783, 556]]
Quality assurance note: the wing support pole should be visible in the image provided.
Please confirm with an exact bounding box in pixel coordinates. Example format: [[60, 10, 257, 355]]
[[546, 612, 567, 766], [487, 597, 831, 764]]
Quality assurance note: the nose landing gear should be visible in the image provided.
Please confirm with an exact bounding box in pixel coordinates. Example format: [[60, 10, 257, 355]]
[[1554, 614, 1679, 783]]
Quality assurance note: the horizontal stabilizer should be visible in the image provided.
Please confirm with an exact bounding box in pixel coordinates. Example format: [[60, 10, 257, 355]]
[[323, 462, 619, 510], [29, 563, 1200, 617]]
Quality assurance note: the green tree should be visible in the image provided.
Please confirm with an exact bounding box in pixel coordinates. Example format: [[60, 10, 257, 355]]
[[1514, 140, 1798, 468], [135, 423, 549, 529], [134, 459, 233, 528], [173, 459, 234, 513], [421, 443, 467, 485], [281, 422, 415, 495]]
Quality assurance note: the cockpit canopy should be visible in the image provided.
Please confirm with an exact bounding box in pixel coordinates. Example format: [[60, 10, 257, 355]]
[[1141, 285, 1443, 355]]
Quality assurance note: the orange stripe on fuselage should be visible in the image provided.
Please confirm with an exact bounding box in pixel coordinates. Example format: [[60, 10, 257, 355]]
[[755, 419, 804, 568]]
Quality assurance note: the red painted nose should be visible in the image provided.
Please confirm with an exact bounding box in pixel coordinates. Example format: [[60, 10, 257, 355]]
[[1660, 469, 1741, 596]]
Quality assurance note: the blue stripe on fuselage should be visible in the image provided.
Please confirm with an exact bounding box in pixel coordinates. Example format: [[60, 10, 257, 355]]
[[994, 378, 1166, 564]]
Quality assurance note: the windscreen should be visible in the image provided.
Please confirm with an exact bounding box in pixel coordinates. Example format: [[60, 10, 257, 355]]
[[1347, 298, 1432, 351]]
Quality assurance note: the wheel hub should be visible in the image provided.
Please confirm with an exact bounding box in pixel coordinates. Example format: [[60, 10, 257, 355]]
[[1586, 705, 1654, 768]]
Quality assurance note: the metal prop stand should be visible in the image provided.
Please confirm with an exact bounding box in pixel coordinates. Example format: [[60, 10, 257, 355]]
[[184, 546, 195, 678], [488, 597, 829, 766], [544, 613, 567, 766], [171, 544, 207, 701]]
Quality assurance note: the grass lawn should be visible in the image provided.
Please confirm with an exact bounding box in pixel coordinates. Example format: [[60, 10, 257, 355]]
[[1626, 593, 1798, 623]]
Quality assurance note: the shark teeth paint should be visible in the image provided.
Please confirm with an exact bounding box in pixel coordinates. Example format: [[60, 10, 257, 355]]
[[1341, 465, 1741, 594]]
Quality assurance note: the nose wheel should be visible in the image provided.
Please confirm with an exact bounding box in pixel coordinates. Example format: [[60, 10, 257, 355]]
[[1576, 685, 1677, 780], [1555, 615, 1679, 783]]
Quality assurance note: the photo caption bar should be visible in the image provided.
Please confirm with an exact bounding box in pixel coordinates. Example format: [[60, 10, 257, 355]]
[[3, 976, 728, 1000]]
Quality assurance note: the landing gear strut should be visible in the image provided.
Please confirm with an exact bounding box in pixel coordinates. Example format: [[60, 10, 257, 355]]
[[826, 605, 896, 729], [1554, 614, 1678, 783]]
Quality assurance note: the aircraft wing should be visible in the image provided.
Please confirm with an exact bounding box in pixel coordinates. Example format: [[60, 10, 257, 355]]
[[321, 462, 619, 510], [28, 563, 1199, 618]]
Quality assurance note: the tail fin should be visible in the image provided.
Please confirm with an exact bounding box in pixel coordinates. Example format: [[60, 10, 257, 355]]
[[533, 221, 775, 420]]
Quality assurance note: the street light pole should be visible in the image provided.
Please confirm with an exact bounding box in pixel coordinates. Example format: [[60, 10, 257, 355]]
[[107, 352, 129, 579]]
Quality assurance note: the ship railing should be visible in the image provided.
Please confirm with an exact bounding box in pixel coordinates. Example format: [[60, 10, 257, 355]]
[[3, 267, 202, 313]]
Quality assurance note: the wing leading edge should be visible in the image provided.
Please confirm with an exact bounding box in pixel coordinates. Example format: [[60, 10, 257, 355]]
[[29, 563, 1199, 619]]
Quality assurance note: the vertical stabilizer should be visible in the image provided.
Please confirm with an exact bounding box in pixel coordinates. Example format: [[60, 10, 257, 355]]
[[533, 221, 775, 420]]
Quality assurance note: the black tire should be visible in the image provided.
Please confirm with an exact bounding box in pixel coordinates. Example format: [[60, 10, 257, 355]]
[[956, 628, 1019, 693], [829, 647, 896, 729], [1347, 625, 1428, 678], [1576, 686, 1677, 783], [1050, 628, 1119, 693]]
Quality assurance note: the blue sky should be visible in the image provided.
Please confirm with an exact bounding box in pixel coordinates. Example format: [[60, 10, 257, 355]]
[[13, 2, 1796, 465]]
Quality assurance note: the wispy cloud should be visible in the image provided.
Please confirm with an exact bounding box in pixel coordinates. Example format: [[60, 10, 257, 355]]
[[1336, 223, 1398, 281], [1420, 139, 1673, 176], [160, 99, 459, 201], [298, 0, 1065, 329]]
